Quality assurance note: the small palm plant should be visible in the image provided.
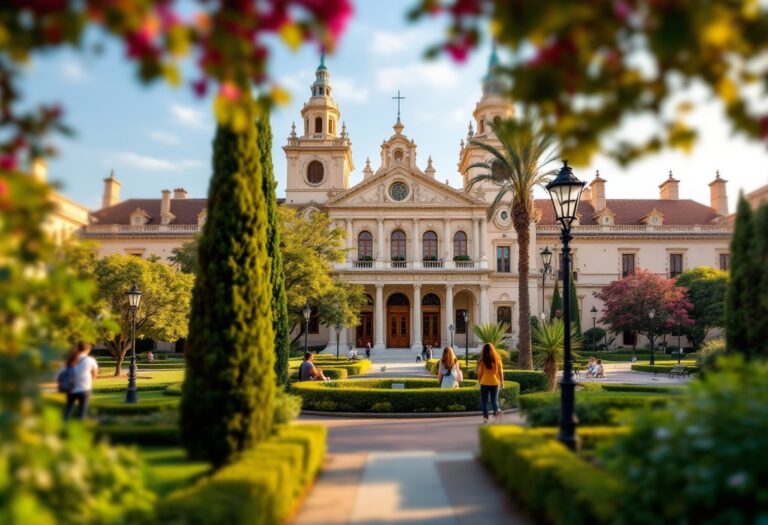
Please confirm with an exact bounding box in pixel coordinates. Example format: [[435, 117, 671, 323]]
[[532, 320, 582, 391], [472, 322, 510, 351]]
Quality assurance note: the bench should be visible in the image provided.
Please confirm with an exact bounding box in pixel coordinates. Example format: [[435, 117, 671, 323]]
[[668, 365, 688, 379]]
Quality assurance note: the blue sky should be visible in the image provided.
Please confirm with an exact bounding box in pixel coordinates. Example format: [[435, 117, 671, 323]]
[[24, 1, 768, 212]]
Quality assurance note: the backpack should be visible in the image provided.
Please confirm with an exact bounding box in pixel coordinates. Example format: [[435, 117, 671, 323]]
[[57, 367, 75, 393]]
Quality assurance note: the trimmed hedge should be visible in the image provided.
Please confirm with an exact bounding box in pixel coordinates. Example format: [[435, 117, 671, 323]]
[[159, 425, 326, 525], [44, 392, 179, 416], [479, 425, 620, 524], [288, 367, 348, 381], [631, 364, 699, 374], [465, 369, 547, 393], [288, 358, 371, 376], [519, 391, 674, 426], [290, 378, 520, 413], [96, 424, 180, 446], [599, 384, 686, 394]]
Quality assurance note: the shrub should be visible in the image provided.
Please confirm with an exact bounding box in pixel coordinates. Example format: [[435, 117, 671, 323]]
[[630, 364, 699, 374], [273, 390, 302, 424], [370, 402, 393, 412], [582, 327, 607, 349], [159, 425, 326, 525], [289, 358, 371, 376], [697, 337, 726, 372], [479, 425, 620, 524], [290, 379, 520, 413], [288, 367, 348, 381], [519, 391, 673, 427], [44, 392, 179, 416], [600, 357, 768, 524], [465, 369, 547, 393], [96, 424, 181, 446]]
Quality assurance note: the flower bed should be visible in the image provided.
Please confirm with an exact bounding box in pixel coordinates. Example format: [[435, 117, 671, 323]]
[[290, 378, 519, 413]]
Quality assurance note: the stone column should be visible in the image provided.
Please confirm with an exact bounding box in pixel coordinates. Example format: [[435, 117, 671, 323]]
[[443, 219, 451, 260], [445, 284, 454, 348], [374, 283, 385, 350], [480, 218, 487, 261], [376, 218, 385, 268], [412, 283, 423, 351], [480, 285, 490, 325], [345, 218, 353, 263], [473, 218, 480, 261], [412, 218, 421, 269]]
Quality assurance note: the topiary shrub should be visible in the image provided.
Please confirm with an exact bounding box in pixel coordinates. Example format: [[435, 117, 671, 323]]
[[697, 337, 726, 373], [273, 390, 302, 424], [600, 357, 768, 524]]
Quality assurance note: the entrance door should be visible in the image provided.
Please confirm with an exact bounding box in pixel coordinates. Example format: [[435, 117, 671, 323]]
[[387, 308, 410, 348], [356, 312, 373, 347], [422, 312, 440, 348]]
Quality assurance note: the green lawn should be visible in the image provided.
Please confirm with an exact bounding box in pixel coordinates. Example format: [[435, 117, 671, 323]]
[[94, 370, 184, 388], [139, 447, 210, 497]]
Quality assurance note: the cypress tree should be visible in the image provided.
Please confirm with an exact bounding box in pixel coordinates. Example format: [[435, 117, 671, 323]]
[[550, 280, 563, 322], [569, 271, 582, 334], [256, 114, 290, 384], [181, 98, 275, 467], [752, 203, 768, 358], [725, 196, 755, 358]]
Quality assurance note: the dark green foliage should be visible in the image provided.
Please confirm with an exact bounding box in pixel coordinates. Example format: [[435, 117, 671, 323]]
[[257, 114, 290, 385], [549, 280, 562, 321], [160, 425, 326, 525], [583, 327, 607, 349], [600, 358, 768, 524], [181, 106, 276, 467], [462, 369, 547, 393], [480, 426, 621, 524], [519, 391, 673, 426], [569, 272, 581, 334], [725, 197, 758, 358], [675, 267, 728, 349], [630, 364, 698, 374], [96, 424, 181, 446], [753, 204, 768, 357], [290, 379, 520, 412]]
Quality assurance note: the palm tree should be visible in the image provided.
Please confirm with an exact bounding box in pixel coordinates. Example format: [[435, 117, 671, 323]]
[[472, 322, 510, 351], [532, 320, 582, 391], [466, 116, 559, 370]]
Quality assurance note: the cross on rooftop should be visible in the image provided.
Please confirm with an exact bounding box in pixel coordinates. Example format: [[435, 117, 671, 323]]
[[392, 90, 405, 121]]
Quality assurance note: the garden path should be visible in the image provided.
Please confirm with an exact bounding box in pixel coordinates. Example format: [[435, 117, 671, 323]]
[[575, 362, 692, 385]]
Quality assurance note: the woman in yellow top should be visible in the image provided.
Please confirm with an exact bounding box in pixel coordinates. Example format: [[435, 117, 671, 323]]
[[477, 343, 504, 423]]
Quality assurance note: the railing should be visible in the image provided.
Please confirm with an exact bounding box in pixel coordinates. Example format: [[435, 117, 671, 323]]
[[422, 260, 444, 269], [85, 224, 201, 234], [353, 260, 373, 269], [455, 260, 475, 269], [389, 260, 408, 269], [537, 224, 732, 234]]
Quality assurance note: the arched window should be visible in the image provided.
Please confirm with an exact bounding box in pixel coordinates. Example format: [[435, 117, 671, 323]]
[[497, 306, 512, 333], [394, 149, 404, 162], [358, 231, 373, 260], [453, 231, 468, 258], [391, 230, 406, 260], [491, 160, 506, 181], [314, 116, 322, 133], [422, 231, 438, 260], [422, 293, 440, 306], [387, 293, 410, 306], [307, 161, 324, 184], [493, 115, 502, 129]]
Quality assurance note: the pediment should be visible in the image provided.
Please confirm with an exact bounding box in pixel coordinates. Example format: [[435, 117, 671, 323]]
[[326, 169, 484, 208]]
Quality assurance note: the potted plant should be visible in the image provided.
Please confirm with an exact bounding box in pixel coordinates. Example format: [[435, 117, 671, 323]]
[[358, 255, 374, 262], [453, 255, 471, 262], [422, 255, 439, 262], [391, 255, 406, 262]]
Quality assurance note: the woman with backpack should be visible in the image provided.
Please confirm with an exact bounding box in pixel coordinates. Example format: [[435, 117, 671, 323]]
[[437, 346, 463, 389], [59, 342, 99, 421], [477, 343, 504, 424]]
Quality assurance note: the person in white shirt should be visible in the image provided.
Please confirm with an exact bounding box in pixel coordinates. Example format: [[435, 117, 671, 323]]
[[62, 342, 99, 421]]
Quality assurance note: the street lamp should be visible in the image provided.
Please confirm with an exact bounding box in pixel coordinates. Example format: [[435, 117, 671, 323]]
[[540, 246, 552, 319], [302, 305, 312, 355], [677, 319, 683, 364], [463, 310, 470, 366], [545, 160, 585, 451], [125, 283, 142, 404], [335, 323, 342, 361], [590, 306, 598, 350], [648, 309, 656, 366], [449, 324, 454, 349]]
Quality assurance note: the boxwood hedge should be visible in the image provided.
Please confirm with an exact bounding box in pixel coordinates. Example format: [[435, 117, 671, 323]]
[[519, 391, 674, 426], [159, 425, 326, 525], [479, 425, 621, 524], [288, 367, 348, 381], [288, 358, 371, 376], [426, 359, 547, 394], [290, 378, 519, 413], [631, 364, 699, 374]]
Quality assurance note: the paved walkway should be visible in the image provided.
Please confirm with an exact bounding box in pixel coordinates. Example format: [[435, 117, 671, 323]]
[[575, 361, 692, 385], [291, 414, 530, 525]]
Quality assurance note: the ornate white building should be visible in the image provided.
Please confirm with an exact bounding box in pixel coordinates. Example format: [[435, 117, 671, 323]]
[[83, 51, 733, 351]]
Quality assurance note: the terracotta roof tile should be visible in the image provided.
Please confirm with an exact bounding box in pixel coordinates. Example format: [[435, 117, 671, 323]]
[[534, 199, 721, 226]]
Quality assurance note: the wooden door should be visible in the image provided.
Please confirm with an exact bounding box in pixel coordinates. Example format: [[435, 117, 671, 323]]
[[422, 312, 440, 348], [387, 307, 410, 348], [356, 312, 373, 347]]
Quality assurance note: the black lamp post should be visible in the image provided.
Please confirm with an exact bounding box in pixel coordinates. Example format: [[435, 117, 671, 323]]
[[545, 160, 585, 451], [302, 305, 312, 354], [590, 306, 598, 350], [463, 311, 470, 366], [449, 323, 454, 349], [335, 323, 342, 361], [125, 283, 142, 404], [677, 320, 682, 364], [648, 309, 656, 365], [540, 246, 552, 319]]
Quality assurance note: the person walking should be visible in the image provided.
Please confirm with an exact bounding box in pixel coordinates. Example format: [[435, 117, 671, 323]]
[[59, 342, 99, 421], [437, 346, 463, 389], [477, 343, 504, 424], [365, 341, 372, 360]]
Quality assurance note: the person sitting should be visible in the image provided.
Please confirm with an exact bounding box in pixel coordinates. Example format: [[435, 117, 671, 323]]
[[346, 347, 358, 360], [586, 356, 597, 378], [594, 359, 605, 378], [298, 352, 330, 382], [146, 350, 155, 362]]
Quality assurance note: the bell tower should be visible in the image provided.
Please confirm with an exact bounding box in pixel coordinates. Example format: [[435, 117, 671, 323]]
[[284, 54, 354, 206], [458, 44, 514, 202]]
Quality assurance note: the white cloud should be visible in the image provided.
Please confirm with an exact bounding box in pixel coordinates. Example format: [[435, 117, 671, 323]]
[[149, 130, 180, 145], [332, 77, 369, 104], [370, 29, 428, 57], [59, 59, 91, 83], [374, 61, 460, 92], [117, 152, 202, 171], [170, 104, 209, 130]]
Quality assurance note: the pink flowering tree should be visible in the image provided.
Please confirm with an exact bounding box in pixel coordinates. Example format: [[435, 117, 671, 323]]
[[596, 269, 693, 350]]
